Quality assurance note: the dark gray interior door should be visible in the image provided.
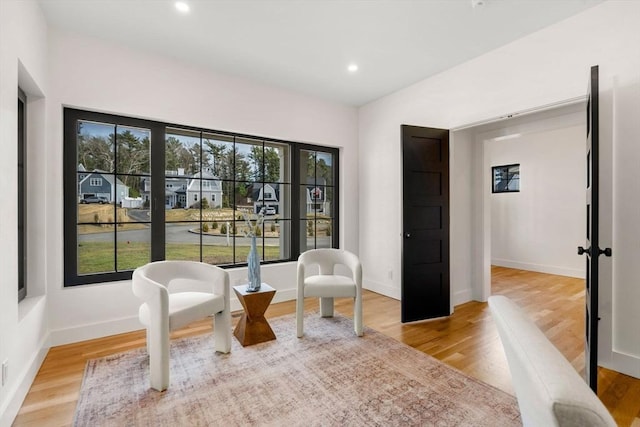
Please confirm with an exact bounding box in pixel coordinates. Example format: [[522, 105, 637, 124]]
[[401, 125, 450, 323]]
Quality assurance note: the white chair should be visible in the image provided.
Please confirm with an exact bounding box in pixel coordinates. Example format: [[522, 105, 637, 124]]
[[296, 248, 363, 338], [132, 260, 231, 391], [489, 295, 616, 426]]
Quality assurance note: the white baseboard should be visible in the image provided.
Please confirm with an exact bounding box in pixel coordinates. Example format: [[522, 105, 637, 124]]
[[363, 279, 400, 300], [601, 350, 640, 380], [453, 288, 473, 307], [50, 316, 143, 347], [492, 258, 585, 279], [0, 335, 49, 427], [363, 279, 472, 307], [50, 289, 300, 347]]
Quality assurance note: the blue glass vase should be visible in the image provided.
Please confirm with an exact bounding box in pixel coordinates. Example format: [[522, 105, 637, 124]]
[[247, 235, 261, 292]]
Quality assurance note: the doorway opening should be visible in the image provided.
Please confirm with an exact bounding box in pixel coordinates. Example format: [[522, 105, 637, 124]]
[[452, 101, 587, 302]]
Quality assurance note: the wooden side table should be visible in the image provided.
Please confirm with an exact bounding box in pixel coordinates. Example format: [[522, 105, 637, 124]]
[[233, 283, 276, 346]]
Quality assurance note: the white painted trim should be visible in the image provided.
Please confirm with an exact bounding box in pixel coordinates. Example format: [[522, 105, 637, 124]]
[[363, 279, 400, 300], [452, 96, 586, 131], [600, 351, 640, 380], [17, 295, 45, 322], [453, 288, 473, 307], [0, 335, 49, 427], [49, 289, 300, 346], [470, 102, 588, 302], [50, 316, 143, 347], [491, 259, 585, 279]]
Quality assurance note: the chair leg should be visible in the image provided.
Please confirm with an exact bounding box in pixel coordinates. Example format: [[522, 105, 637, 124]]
[[148, 324, 170, 391], [214, 309, 231, 353], [354, 295, 363, 337], [296, 296, 304, 338], [320, 297, 334, 317]]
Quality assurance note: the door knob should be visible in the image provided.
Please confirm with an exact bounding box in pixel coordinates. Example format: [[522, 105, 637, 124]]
[[578, 246, 612, 257], [405, 233, 411, 238], [577, 246, 590, 256], [599, 247, 612, 257]]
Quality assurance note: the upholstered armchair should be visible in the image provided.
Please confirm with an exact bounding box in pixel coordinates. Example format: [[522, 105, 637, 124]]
[[132, 260, 231, 391], [489, 295, 616, 426], [296, 248, 363, 338]]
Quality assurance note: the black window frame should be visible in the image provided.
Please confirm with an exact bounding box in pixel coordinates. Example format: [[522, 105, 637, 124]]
[[64, 108, 339, 286], [18, 88, 27, 301], [295, 145, 339, 252]]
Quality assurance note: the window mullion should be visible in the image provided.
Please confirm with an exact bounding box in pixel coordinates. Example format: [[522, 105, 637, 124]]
[[150, 124, 166, 261], [291, 145, 301, 258], [113, 126, 118, 271], [199, 131, 203, 262], [232, 136, 237, 264]]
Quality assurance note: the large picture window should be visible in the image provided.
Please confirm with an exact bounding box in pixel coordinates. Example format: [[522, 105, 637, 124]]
[[64, 109, 338, 286]]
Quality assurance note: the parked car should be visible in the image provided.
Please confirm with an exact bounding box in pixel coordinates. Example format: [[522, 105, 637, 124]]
[[259, 207, 277, 215], [81, 196, 109, 204]]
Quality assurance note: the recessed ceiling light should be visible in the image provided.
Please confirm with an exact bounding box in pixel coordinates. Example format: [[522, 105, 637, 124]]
[[175, 2, 190, 13], [347, 64, 358, 73]]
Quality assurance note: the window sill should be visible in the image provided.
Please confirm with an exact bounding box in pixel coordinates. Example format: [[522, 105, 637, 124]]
[[18, 294, 46, 323]]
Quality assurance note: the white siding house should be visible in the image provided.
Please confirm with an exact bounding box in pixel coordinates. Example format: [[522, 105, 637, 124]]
[[187, 170, 223, 208]]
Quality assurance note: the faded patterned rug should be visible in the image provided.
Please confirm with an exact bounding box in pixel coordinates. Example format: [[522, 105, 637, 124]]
[[74, 314, 521, 426]]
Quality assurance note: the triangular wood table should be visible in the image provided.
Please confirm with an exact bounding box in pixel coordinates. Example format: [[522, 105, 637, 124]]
[[233, 283, 276, 346]]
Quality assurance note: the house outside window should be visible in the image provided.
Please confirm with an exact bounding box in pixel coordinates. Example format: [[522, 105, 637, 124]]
[[299, 149, 335, 251], [311, 187, 322, 200], [63, 108, 339, 286]]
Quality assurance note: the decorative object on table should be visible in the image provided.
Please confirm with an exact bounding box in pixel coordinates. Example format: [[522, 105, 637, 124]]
[[242, 210, 265, 292]]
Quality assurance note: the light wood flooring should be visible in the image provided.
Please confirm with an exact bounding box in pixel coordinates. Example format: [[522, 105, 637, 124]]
[[13, 266, 640, 426]]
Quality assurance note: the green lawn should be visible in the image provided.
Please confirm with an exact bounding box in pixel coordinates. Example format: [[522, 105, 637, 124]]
[[78, 241, 283, 274]]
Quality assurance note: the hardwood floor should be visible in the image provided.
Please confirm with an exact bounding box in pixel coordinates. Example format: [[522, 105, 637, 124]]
[[13, 266, 640, 426]]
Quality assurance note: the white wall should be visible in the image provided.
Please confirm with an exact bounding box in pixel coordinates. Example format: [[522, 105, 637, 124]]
[[609, 65, 640, 366], [2, 8, 358, 422], [486, 111, 585, 278], [45, 30, 359, 345], [3, 2, 640, 423], [359, 0, 640, 378], [0, 1, 51, 424]]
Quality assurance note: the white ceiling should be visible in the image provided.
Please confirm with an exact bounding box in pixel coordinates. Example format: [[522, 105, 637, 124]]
[[37, 0, 603, 106]]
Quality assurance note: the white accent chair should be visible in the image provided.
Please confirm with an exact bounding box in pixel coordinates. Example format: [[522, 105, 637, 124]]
[[296, 248, 363, 338], [489, 295, 616, 427], [132, 260, 231, 391]]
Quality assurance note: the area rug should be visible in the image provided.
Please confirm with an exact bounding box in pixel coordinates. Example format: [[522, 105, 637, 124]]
[[74, 314, 521, 426]]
